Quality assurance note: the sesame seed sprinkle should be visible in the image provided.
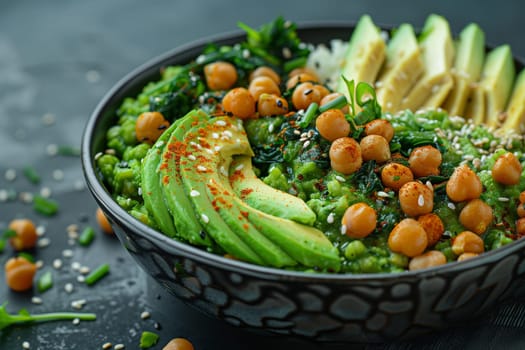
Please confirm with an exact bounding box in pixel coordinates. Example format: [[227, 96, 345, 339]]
[[71, 299, 86, 310], [327, 213, 335, 224], [377, 191, 390, 198], [417, 194, 425, 207], [188, 154, 197, 161], [5, 169, 16, 181], [335, 175, 346, 182], [31, 296, 43, 305], [53, 259, 63, 269], [65, 283, 74, 293], [38, 237, 51, 248], [141, 311, 151, 319], [235, 164, 244, 171], [197, 165, 207, 172], [268, 123, 275, 133], [340, 225, 347, 235], [102, 343, 112, 350], [215, 120, 227, 126], [77, 275, 85, 283], [22, 341, 30, 349], [72, 318, 80, 325], [114, 345, 125, 350], [62, 249, 74, 258], [447, 202, 456, 210], [498, 197, 510, 202], [201, 214, 210, 224], [190, 190, 200, 197]]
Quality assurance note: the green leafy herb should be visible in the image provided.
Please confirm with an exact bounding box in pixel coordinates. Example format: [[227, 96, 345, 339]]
[[297, 102, 318, 129], [139, 331, 159, 349], [18, 252, 35, 263], [23, 166, 41, 184], [0, 303, 96, 331], [78, 227, 96, 247]]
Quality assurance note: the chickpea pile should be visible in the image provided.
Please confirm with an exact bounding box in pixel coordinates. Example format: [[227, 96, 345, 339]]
[[197, 59, 524, 272]]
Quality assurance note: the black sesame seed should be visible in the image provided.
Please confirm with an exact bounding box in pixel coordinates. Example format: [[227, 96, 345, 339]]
[[276, 99, 283, 108], [304, 89, 313, 95]]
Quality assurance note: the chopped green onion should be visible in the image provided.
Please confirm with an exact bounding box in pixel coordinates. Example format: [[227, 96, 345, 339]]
[[33, 195, 59, 216], [0, 239, 5, 253], [2, 229, 16, 239], [283, 56, 307, 73], [18, 252, 35, 263], [37, 271, 53, 293], [57, 145, 81, 157], [23, 166, 41, 184], [139, 331, 159, 349], [85, 263, 110, 286], [78, 227, 95, 246], [318, 95, 348, 113], [297, 102, 318, 128]]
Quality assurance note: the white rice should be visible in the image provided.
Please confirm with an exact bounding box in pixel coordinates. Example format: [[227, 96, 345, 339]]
[[306, 39, 349, 90]]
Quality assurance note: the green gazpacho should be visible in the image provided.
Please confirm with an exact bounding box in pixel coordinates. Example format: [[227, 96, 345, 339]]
[[96, 16, 525, 273]]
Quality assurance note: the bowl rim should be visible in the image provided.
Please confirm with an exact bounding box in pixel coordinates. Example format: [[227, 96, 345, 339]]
[[82, 20, 525, 283]]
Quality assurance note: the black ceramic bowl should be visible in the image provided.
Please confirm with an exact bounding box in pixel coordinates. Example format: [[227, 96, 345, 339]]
[[82, 23, 525, 342]]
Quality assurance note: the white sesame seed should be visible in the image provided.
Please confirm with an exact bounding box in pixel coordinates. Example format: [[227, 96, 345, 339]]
[[340, 225, 347, 235], [62, 249, 74, 258], [5, 169, 16, 181], [140, 311, 151, 320], [201, 214, 210, 224], [102, 342, 113, 350], [42, 113, 56, 125], [74, 180, 85, 191], [197, 165, 207, 172], [53, 259, 63, 269], [303, 140, 311, 149], [498, 197, 510, 202], [220, 166, 228, 177], [71, 261, 82, 270], [37, 237, 51, 248], [187, 154, 196, 161], [64, 283, 74, 293], [71, 299, 86, 310], [20, 192, 33, 203], [235, 164, 244, 171], [114, 345, 125, 350], [327, 213, 335, 224], [94, 152, 104, 160], [22, 341, 30, 349], [335, 175, 346, 182], [417, 194, 425, 207], [36, 225, 46, 236], [46, 144, 58, 156], [72, 318, 80, 325], [0, 189, 8, 202], [268, 123, 275, 133], [79, 266, 91, 275], [215, 120, 227, 127], [377, 191, 390, 198], [425, 181, 433, 192], [222, 130, 233, 138], [190, 190, 200, 197], [52, 169, 64, 181], [293, 129, 301, 135], [211, 132, 219, 139], [35, 260, 44, 269], [77, 275, 85, 283], [447, 202, 456, 210], [31, 296, 43, 305]]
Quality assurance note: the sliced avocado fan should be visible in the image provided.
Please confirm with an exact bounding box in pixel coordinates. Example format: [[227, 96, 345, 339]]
[[443, 23, 485, 117], [375, 23, 424, 113], [401, 14, 455, 111], [501, 68, 525, 132]]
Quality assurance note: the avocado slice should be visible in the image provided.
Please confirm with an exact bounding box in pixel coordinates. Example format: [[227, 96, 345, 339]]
[[400, 14, 455, 111], [336, 15, 386, 104], [157, 110, 213, 246], [141, 120, 180, 237], [375, 23, 424, 113], [229, 155, 316, 226], [467, 45, 515, 126], [443, 23, 485, 116], [180, 116, 299, 266], [501, 68, 525, 132]]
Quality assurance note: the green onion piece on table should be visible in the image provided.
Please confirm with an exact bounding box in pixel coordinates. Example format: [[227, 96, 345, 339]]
[[85, 263, 110, 286], [23, 166, 41, 184], [33, 195, 59, 216], [37, 271, 53, 293], [78, 227, 96, 246]]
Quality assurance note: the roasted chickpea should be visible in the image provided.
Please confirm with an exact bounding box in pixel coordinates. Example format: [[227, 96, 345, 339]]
[[257, 94, 288, 116], [249, 66, 280, 85], [364, 119, 395, 142], [388, 218, 428, 257], [517, 218, 525, 237], [286, 73, 318, 90], [452, 231, 485, 256], [5, 256, 37, 292], [518, 203, 525, 218], [519, 191, 525, 204], [320, 92, 349, 113], [457, 252, 479, 262], [203, 61, 237, 90], [408, 145, 442, 177], [398, 181, 434, 217], [342, 202, 377, 238], [329, 137, 362, 175], [291, 82, 322, 110], [248, 76, 281, 101], [163, 338, 194, 350], [8, 219, 38, 251], [459, 199, 493, 234], [288, 67, 319, 79], [96, 207, 114, 235], [492, 152, 522, 185], [313, 84, 330, 99], [135, 112, 170, 144], [315, 109, 350, 141], [360, 135, 391, 163], [408, 250, 447, 271], [446, 165, 482, 202], [417, 213, 445, 246], [222, 87, 256, 119], [381, 163, 414, 191]]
